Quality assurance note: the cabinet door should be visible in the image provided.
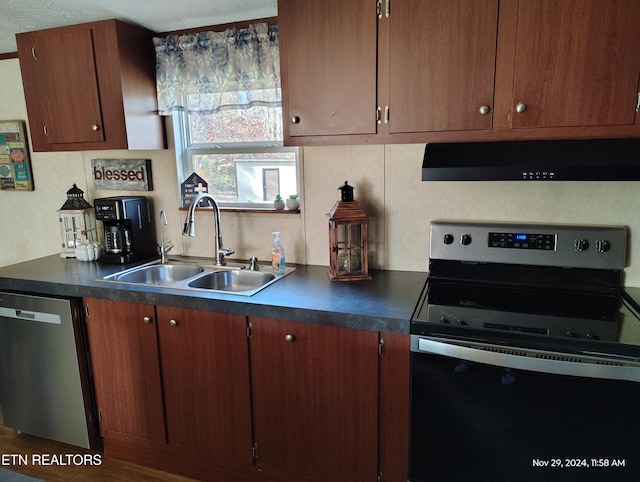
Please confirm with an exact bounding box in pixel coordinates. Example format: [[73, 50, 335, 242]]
[[279, 0, 378, 137], [379, 333, 411, 482], [508, 0, 640, 129], [250, 317, 379, 482], [388, 0, 498, 133], [18, 28, 105, 146], [156, 306, 253, 466], [84, 298, 165, 443]]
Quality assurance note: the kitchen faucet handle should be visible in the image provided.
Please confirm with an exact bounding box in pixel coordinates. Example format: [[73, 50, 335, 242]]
[[159, 210, 172, 264], [215, 246, 234, 266], [248, 256, 260, 271]]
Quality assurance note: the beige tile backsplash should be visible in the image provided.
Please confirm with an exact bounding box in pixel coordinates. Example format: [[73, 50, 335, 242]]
[[2, 57, 640, 285]]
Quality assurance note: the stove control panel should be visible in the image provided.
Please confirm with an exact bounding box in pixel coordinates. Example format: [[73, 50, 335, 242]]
[[430, 221, 627, 270], [488, 232, 556, 250]]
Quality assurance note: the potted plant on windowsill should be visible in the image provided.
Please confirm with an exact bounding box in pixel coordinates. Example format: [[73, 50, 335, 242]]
[[274, 194, 285, 210], [286, 194, 300, 210]]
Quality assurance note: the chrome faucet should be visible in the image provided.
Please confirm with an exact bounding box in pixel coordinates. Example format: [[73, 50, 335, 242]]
[[159, 210, 174, 264], [182, 193, 234, 266]]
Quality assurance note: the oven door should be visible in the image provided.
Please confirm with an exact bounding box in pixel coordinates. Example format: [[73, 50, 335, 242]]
[[409, 335, 640, 482]]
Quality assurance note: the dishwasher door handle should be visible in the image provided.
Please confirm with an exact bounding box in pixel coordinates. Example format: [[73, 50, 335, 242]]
[[411, 335, 640, 382], [0, 307, 61, 324]]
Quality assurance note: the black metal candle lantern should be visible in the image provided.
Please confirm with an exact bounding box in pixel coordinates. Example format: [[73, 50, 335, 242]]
[[326, 181, 371, 281], [57, 184, 97, 258]]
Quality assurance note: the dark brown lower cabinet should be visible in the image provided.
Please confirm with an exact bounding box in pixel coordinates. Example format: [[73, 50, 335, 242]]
[[84, 298, 409, 481], [156, 306, 252, 465], [249, 317, 380, 482], [379, 332, 411, 482], [84, 298, 166, 443]]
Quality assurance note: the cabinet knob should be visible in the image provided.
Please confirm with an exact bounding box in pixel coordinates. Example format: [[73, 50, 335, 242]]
[[291, 116, 301, 124], [285, 334, 295, 342], [143, 316, 152, 324], [91, 124, 101, 131], [515, 103, 527, 113], [169, 319, 179, 327], [479, 105, 491, 115]]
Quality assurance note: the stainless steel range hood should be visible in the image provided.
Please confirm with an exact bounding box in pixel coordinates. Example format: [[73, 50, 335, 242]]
[[422, 138, 640, 181]]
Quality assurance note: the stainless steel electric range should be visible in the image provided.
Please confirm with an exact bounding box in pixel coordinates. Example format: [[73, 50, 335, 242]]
[[409, 221, 640, 482]]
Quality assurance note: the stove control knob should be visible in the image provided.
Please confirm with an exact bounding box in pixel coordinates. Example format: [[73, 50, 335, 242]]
[[574, 238, 589, 252], [566, 331, 579, 338], [586, 332, 600, 340], [595, 239, 611, 253], [460, 234, 472, 246], [443, 233, 454, 245]]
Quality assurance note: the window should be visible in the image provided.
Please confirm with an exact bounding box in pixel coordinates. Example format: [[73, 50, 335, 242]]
[[154, 22, 298, 209], [174, 106, 299, 209]]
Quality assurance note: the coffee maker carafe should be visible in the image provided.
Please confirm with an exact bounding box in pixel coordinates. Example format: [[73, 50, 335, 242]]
[[94, 196, 156, 264]]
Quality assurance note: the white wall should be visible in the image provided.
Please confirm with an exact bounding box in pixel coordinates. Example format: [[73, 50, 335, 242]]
[[2, 58, 640, 286]]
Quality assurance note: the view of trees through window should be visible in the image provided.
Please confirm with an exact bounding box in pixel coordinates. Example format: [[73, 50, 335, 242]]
[[189, 105, 283, 144]]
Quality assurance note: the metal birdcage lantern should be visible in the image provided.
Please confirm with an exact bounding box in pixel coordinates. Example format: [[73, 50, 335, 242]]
[[327, 181, 371, 281], [57, 184, 97, 258]]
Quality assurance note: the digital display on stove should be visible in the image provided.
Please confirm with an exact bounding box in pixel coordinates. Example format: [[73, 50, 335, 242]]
[[488, 232, 556, 250]]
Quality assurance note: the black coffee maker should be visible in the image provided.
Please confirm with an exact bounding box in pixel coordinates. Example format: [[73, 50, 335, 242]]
[[94, 196, 157, 264]]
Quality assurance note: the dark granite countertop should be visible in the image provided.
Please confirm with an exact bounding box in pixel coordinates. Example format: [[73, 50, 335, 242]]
[[0, 255, 428, 334]]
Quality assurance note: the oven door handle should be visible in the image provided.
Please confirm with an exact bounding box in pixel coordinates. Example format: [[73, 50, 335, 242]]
[[411, 335, 640, 382]]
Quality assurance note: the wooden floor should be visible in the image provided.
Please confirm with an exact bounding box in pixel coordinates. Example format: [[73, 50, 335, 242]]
[[0, 411, 196, 482]]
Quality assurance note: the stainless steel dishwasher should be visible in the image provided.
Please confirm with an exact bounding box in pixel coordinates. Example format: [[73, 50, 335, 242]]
[[0, 291, 98, 449]]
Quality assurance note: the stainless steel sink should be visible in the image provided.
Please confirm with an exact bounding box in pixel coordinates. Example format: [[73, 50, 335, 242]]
[[187, 270, 275, 292], [108, 264, 205, 284], [98, 259, 293, 296]]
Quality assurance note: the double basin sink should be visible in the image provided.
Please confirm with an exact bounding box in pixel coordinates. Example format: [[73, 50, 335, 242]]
[[99, 259, 294, 296]]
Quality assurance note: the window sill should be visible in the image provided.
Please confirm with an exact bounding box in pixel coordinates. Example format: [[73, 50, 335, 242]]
[[179, 207, 300, 214]]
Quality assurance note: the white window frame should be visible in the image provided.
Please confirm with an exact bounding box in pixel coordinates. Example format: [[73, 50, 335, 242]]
[[172, 111, 300, 209]]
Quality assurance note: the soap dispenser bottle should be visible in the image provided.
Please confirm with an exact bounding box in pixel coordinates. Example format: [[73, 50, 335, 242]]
[[272, 231, 286, 274]]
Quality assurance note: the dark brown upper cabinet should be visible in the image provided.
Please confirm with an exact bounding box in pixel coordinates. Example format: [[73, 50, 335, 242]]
[[16, 19, 165, 152], [278, 0, 640, 146], [495, 0, 640, 134], [387, 0, 498, 134], [279, 0, 378, 138]]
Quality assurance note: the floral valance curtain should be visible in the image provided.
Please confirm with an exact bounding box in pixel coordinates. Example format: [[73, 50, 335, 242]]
[[153, 22, 280, 116]]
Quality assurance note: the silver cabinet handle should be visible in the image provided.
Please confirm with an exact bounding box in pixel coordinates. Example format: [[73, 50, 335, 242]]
[[515, 103, 527, 113], [91, 124, 100, 131], [285, 334, 295, 342], [143, 316, 152, 324], [291, 116, 301, 124], [169, 319, 178, 327], [479, 105, 491, 115]]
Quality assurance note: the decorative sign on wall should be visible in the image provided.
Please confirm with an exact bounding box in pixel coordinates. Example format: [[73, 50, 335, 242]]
[[0, 120, 33, 191], [91, 159, 153, 191], [181, 172, 209, 207]]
